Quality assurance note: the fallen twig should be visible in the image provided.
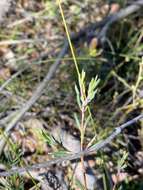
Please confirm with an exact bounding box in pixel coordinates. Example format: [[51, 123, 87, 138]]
[[0, 39, 44, 46], [98, 0, 143, 43], [0, 114, 142, 177]]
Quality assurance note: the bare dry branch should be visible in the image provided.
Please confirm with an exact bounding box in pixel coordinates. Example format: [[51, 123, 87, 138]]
[[98, 0, 143, 43], [0, 114, 142, 177]]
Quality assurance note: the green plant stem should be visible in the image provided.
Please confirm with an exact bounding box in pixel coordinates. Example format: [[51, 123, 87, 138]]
[[57, 1, 88, 188], [80, 156, 87, 190], [57, 0, 80, 78], [80, 106, 87, 190]]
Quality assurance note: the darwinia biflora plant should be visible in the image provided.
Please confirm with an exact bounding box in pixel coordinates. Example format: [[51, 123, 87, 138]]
[[75, 70, 100, 189], [75, 71, 100, 150], [57, 0, 100, 188]]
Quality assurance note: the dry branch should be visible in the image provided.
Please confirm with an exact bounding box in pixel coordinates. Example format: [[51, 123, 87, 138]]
[[0, 114, 143, 177], [98, 0, 143, 43]]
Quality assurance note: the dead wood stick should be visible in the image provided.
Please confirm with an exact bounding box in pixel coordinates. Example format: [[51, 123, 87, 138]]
[[0, 114, 142, 177], [98, 0, 143, 43]]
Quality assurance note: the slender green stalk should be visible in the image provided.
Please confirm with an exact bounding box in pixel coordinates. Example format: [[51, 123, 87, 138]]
[[57, 0, 80, 79], [57, 0, 87, 189]]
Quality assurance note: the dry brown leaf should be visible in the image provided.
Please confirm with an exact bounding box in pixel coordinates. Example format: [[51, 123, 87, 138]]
[[23, 118, 48, 153], [112, 172, 128, 184], [11, 118, 48, 154], [110, 3, 120, 14], [89, 37, 98, 50], [0, 67, 11, 80]]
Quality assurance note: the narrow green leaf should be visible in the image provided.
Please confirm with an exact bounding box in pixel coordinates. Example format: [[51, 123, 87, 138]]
[[42, 130, 56, 147], [75, 84, 81, 108], [81, 70, 85, 83], [84, 114, 91, 129], [75, 84, 80, 96], [53, 150, 68, 158], [74, 113, 81, 130], [75, 178, 85, 190]]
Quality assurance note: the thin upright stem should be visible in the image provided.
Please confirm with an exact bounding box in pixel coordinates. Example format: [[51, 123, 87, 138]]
[[80, 107, 87, 190]]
